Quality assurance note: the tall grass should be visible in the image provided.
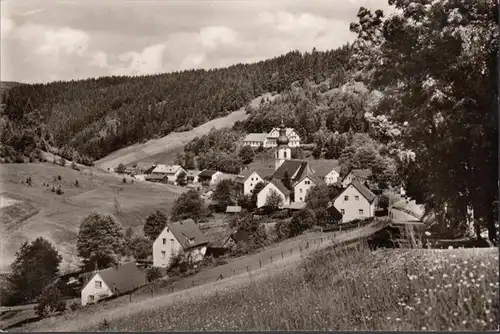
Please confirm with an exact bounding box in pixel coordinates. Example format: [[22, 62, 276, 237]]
[[86, 244, 498, 331]]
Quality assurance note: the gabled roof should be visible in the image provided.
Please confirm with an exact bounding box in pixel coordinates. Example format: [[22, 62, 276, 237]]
[[199, 169, 218, 178], [186, 170, 201, 177], [86, 262, 146, 293], [294, 173, 324, 187], [229, 230, 249, 244], [145, 175, 166, 181], [326, 205, 343, 220], [308, 159, 341, 177], [285, 202, 306, 210], [168, 219, 209, 250], [267, 128, 298, 139], [217, 173, 239, 183], [350, 180, 377, 203], [152, 164, 183, 174], [243, 133, 268, 142], [270, 179, 291, 197], [272, 160, 311, 182]]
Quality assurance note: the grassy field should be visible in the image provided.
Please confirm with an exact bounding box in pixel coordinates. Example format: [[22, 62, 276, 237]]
[[0, 163, 186, 273], [77, 246, 499, 331]]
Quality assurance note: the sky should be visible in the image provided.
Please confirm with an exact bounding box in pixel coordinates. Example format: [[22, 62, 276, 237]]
[[0, 0, 393, 84]]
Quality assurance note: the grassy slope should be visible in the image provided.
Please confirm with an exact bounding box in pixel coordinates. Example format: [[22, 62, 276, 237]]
[[0, 163, 186, 273], [77, 246, 499, 331]]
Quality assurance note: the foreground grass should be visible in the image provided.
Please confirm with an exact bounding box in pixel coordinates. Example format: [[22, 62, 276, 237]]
[[87, 245, 498, 331]]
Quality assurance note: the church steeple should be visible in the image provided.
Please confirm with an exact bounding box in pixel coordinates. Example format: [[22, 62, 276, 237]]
[[275, 117, 291, 170]]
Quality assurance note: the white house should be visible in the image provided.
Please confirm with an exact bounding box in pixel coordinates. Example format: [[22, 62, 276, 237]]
[[293, 175, 323, 203], [341, 169, 372, 188], [80, 262, 146, 306], [309, 160, 342, 185], [198, 170, 223, 185], [333, 180, 377, 223], [153, 219, 209, 268], [186, 170, 201, 184], [236, 170, 265, 196], [256, 179, 291, 208], [151, 165, 186, 183], [266, 127, 301, 148], [242, 133, 268, 148]]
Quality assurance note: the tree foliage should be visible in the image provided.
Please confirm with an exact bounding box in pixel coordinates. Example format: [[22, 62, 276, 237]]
[[211, 179, 237, 212], [171, 189, 205, 222], [7, 237, 62, 304], [143, 210, 169, 241], [35, 284, 66, 318], [265, 189, 284, 210], [77, 213, 125, 270]]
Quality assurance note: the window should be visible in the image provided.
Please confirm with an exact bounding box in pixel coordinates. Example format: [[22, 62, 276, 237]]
[[300, 189, 303, 193], [355, 196, 359, 201], [344, 195, 349, 201], [162, 238, 166, 244], [170, 238, 174, 242], [88, 295, 94, 303], [284, 151, 287, 159], [341, 209, 345, 215], [305, 180, 310, 185], [359, 209, 364, 215], [95, 281, 102, 289], [161, 251, 166, 259], [250, 183, 253, 187], [300, 197, 303, 201]]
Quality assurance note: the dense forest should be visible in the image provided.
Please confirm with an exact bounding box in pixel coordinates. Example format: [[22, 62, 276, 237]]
[[0, 46, 351, 164]]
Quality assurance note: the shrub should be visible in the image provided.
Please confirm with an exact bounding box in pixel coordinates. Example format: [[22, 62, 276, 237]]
[[146, 267, 164, 283], [122, 177, 127, 184], [56, 187, 63, 195], [57, 175, 61, 181], [98, 319, 111, 330], [69, 301, 80, 312], [75, 179, 79, 187], [35, 284, 66, 318]]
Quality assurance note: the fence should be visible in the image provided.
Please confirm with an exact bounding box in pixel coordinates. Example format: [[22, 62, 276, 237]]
[[321, 217, 375, 233], [128, 219, 388, 303]]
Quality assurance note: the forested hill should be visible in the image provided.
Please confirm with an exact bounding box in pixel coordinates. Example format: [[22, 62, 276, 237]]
[[0, 46, 351, 165]]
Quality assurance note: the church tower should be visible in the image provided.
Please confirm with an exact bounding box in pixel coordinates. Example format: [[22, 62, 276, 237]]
[[275, 118, 291, 170]]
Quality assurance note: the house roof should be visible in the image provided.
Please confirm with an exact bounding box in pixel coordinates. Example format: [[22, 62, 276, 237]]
[[237, 169, 266, 183], [186, 170, 201, 177], [168, 219, 209, 250], [271, 160, 312, 182], [229, 230, 250, 244], [217, 173, 239, 183], [270, 179, 291, 197], [226, 206, 242, 213], [135, 162, 156, 172], [326, 205, 343, 219], [350, 180, 377, 203], [152, 164, 183, 174], [295, 173, 324, 187], [308, 159, 341, 177], [199, 169, 218, 178], [86, 262, 146, 293], [243, 133, 268, 142]]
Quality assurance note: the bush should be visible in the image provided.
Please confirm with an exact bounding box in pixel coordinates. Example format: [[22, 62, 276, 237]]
[[69, 301, 80, 312], [98, 319, 111, 330], [35, 284, 66, 318], [122, 177, 127, 184], [75, 180, 79, 187], [56, 187, 63, 195], [57, 175, 62, 181], [146, 267, 164, 283]]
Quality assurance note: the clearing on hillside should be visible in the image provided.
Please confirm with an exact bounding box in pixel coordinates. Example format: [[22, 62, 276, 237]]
[[0, 163, 186, 273]]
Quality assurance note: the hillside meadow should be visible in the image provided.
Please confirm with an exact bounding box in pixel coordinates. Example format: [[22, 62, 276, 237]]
[[0, 162, 186, 272], [84, 245, 499, 331]]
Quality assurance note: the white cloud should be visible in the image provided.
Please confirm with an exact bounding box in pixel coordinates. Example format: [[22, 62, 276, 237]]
[[113, 44, 166, 76], [0, 14, 15, 39], [90, 51, 108, 68]]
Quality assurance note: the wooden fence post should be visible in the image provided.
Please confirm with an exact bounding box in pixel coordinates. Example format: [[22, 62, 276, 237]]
[[270, 256, 273, 262], [192, 280, 195, 287], [290, 248, 292, 255], [129, 293, 132, 302], [246, 266, 249, 272], [259, 260, 262, 268], [234, 269, 236, 275], [281, 251, 284, 259]]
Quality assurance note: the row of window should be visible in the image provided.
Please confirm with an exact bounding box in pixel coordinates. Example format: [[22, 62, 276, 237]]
[[344, 195, 359, 201]]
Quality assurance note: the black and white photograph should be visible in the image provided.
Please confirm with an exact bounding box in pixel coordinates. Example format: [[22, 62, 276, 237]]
[[0, 0, 499, 331]]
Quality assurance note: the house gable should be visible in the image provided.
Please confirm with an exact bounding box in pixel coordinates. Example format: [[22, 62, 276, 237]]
[[243, 172, 264, 195], [81, 273, 113, 306], [153, 226, 184, 268], [293, 175, 318, 203], [256, 181, 290, 208], [333, 184, 376, 223]]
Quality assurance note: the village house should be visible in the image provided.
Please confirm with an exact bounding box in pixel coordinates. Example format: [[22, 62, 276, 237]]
[[226, 205, 242, 214], [256, 179, 291, 209], [198, 169, 223, 185], [325, 205, 343, 225], [332, 180, 377, 223], [80, 262, 146, 306], [215, 173, 240, 185], [243, 127, 301, 148], [235, 170, 266, 196], [242, 133, 268, 148], [134, 162, 156, 175], [308, 160, 342, 185], [153, 219, 209, 267], [293, 174, 324, 203], [151, 164, 186, 184], [341, 168, 373, 188]]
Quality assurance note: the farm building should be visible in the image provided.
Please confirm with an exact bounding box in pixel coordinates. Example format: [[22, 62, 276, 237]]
[[198, 170, 222, 185], [332, 180, 377, 223], [341, 169, 373, 188], [151, 165, 186, 183], [256, 179, 291, 209]]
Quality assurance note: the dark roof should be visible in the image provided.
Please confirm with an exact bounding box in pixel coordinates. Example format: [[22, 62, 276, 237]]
[[308, 159, 341, 177], [230, 230, 250, 244], [326, 205, 343, 220], [135, 162, 156, 172], [350, 180, 377, 203], [295, 173, 324, 187], [145, 175, 166, 181], [270, 179, 291, 197], [198, 169, 218, 178], [89, 262, 146, 293], [272, 160, 312, 182], [169, 219, 209, 250]]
